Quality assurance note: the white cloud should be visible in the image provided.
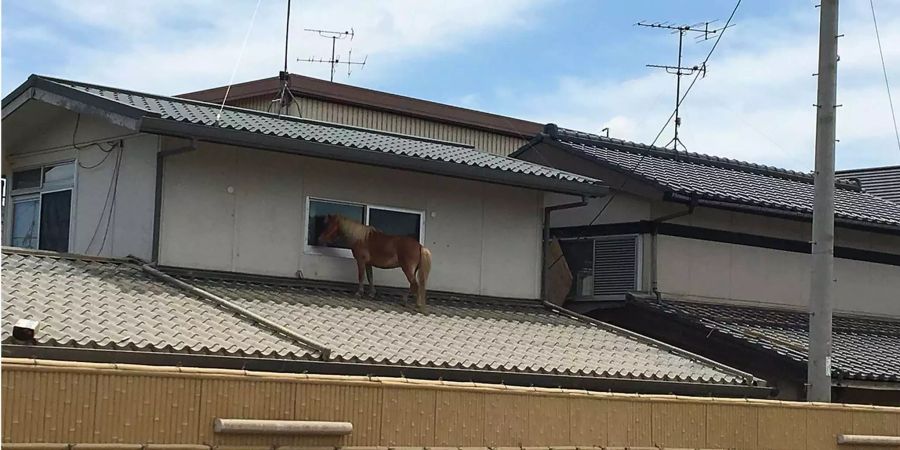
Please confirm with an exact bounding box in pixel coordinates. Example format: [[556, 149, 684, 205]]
[[12, 0, 546, 95], [503, 2, 900, 171]]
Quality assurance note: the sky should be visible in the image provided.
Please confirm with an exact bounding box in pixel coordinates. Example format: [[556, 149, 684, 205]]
[[3, 0, 900, 172]]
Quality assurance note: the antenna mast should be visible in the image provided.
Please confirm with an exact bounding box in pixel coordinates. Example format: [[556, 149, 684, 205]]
[[298, 28, 367, 82], [638, 20, 732, 150], [271, 0, 299, 116]]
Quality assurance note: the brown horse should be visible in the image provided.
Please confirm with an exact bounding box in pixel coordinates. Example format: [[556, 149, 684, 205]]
[[318, 214, 432, 312]]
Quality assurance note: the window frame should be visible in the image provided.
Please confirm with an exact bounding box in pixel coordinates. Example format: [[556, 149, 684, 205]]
[[6, 161, 76, 251], [303, 196, 425, 259]]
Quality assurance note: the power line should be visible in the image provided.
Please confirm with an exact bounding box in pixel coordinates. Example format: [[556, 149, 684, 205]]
[[216, 0, 263, 123], [650, 0, 742, 147], [870, 0, 900, 154]]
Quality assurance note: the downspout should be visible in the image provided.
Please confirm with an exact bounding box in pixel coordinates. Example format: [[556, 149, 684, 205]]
[[151, 139, 198, 263], [650, 196, 697, 301], [542, 196, 589, 301]]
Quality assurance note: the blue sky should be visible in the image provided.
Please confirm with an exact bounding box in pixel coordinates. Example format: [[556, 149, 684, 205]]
[[3, 0, 900, 171]]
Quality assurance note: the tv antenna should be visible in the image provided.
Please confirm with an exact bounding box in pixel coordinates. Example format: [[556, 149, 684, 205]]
[[298, 28, 367, 82], [637, 20, 733, 150]]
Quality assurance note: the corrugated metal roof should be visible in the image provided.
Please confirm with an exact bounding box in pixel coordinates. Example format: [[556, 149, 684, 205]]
[[10, 75, 602, 195], [629, 293, 900, 382], [523, 125, 900, 230], [838, 165, 900, 203], [1, 248, 756, 387]]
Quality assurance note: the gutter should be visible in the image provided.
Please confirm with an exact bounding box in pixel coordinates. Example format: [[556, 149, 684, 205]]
[[542, 196, 590, 302], [132, 258, 332, 360], [0, 344, 772, 398]]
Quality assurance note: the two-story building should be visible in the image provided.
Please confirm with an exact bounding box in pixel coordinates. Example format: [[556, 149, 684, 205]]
[[0, 74, 767, 398], [514, 124, 900, 404]]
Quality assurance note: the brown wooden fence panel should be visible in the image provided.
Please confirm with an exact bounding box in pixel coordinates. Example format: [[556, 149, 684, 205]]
[[4, 358, 900, 450]]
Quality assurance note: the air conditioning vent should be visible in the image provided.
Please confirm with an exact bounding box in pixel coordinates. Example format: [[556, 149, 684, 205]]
[[592, 235, 639, 299]]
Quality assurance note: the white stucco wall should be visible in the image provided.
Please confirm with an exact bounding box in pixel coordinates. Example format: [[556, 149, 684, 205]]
[[158, 142, 544, 299], [545, 190, 900, 317], [2, 105, 158, 260]]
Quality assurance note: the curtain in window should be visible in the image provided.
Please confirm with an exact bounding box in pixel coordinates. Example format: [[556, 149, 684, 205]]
[[39, 190, 72, 252]]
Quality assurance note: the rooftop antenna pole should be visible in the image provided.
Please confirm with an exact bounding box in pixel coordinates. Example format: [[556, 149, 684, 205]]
[[638, 20, 729, 151], [808, 0, 839, 404], [271, 0, 298, 116], [298, 28, 366, 82]]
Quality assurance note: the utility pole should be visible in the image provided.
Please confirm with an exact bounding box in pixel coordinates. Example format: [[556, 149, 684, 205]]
[[298, 28, 367, 82], [808, 0, 839, 403], [638, 21, 729, 150]]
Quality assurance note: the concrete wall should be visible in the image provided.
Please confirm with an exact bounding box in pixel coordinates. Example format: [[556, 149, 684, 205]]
[[5, 358, 900, 449], [1, 105, 158, 260], [158, 141, 544, 299], [546, 191, 900, 317]]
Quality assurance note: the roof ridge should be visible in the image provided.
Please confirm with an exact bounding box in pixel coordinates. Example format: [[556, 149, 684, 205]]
[[1, 246, 131, 263], [544, 124, 862, 191], [37, 75, 483, 151], [157, 265, 549, 308]]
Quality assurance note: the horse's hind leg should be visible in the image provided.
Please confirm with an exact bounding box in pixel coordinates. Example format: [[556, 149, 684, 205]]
[[365, 265, 376, 298], [400, 263, 418, 307]]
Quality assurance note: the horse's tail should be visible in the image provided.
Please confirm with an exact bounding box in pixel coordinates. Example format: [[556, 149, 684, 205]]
[[415, 245, 432, 311]]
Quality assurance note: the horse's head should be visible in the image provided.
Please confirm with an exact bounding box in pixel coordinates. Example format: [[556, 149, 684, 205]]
[[317, 214, 341, 246]]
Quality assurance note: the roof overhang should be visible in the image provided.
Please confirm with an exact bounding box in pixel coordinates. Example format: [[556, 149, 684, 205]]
[[141, 117, 606, 197], [2, 76, 605, 198], [515, 133, 900, 235]]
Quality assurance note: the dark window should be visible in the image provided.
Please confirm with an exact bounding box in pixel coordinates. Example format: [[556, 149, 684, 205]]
[[369, 208, 421, 240], [12, 168, 41, 190], [307, 199, 364, 249], [38, 190, 72, 252]]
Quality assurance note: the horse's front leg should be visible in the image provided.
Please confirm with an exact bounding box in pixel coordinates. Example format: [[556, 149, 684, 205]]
[[355, 259, 366, 297], [365, 265, 376, 298]]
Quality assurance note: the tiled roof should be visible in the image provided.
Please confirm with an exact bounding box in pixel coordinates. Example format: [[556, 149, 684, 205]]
[[521, 124, 900, 230], [0, 250, 319, 359], [0, 248, 757, 388], [6, 75, 602, 195], [628, 293, 900, 382], [838, 165, 900, 203]]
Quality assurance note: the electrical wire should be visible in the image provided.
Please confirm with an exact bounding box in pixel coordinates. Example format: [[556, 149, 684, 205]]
[[650, 0, 742, 147], [870, 0, 900, 154], [85, 143, 123, 255], [216, 0, 263, 123]]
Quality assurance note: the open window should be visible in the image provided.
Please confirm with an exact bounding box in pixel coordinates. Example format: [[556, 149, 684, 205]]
[[7, 162, 75, 252], [305, 197, 424, 257]]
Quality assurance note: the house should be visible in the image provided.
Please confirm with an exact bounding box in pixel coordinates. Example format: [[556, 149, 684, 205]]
[[0, 74, 768, 398], [513, 123, 900, 404], [837, 164, 900, 204], [177, 73, 542, 156]]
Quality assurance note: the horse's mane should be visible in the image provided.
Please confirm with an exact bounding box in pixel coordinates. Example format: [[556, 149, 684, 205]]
[[335, 215, 374, 243]]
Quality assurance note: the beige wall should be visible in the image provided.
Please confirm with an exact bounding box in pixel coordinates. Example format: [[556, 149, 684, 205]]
[[546, 191, 900, 317], [5, 358, 900, 450], [158, 141, 544, 299], [2, 105, 158, 260], [233, 95, 529, 156]]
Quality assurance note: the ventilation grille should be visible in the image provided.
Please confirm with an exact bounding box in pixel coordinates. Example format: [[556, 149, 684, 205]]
[[592, 235, 638, 299]]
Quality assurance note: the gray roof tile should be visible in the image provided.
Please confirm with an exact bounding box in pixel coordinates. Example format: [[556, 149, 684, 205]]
[[535, 126, 900, 229], [838, 165, 900, 203], [35, 76, 600, 189], [629, 293, 900, 382], [1, 248, 754, 386]]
